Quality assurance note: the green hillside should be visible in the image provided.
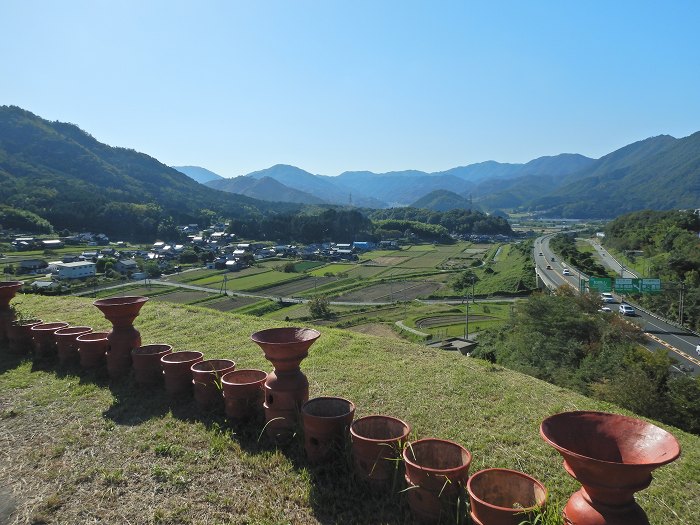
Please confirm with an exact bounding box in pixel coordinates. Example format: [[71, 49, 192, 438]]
[[0, 106, 299, 238], [410, 189, 473, 211], [532, 134, 699, 217], [2, 295, 698, 524], [207, 175, 326, 205]]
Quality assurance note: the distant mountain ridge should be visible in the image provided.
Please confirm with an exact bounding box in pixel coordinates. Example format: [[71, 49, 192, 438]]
[[206, 175, 325, 205], [204, 135, 698, 217], [172, 165, 224, 184]]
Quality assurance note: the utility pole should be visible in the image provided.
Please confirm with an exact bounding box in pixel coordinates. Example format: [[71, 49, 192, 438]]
[[679, 281, 685, 327], [465, 294, 470, 340]]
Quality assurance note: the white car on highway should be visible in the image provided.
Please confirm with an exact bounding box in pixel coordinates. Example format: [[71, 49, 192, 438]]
[[600, 293, 615, 303], [619, 304, 635, 316]]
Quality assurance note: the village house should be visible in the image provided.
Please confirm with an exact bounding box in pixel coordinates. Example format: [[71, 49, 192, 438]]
[[19, 259, 48, 272], [53, 261, 97, 280], [114, 259, 139, 275]]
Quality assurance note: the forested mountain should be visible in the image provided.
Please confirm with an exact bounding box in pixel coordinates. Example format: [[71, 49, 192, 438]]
[[172, 165, 224, 184], [369, 207, 511, 236], [206, 135, 697, 217], [0, 106, 299, 238], [410, 190, 474, 212], [231, 164, 387, 208], [332, 170, 472, 206], [531, 134, 699, 217], [206, 175, 325, 204]]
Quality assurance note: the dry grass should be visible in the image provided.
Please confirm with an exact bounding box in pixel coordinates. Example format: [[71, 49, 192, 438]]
[[1, 294, 699, 524]]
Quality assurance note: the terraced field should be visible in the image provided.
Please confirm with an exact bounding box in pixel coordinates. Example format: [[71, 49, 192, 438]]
[[333, 281, 441, 302], [415, 314, 497, 328], [149, 289, 213, 304], [197, 295, 258, 312], [255, 276, 338, 297]]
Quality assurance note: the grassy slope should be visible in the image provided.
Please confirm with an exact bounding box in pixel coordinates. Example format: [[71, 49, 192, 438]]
[[1, 295, 698, 524]]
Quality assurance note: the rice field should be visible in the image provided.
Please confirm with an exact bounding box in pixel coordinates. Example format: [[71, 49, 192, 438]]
[[309, 264, 356, 276]]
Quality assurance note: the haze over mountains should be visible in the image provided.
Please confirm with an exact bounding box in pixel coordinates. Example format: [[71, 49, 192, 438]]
[[183, 135, 700, 217]]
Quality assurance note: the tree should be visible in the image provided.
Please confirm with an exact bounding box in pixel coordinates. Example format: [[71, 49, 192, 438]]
[[144, 260, 162, 278], [179, 249, 199, 264], [308, 296, 331, 319]]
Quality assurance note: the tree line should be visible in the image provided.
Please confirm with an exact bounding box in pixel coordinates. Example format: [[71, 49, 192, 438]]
[[473, 290, 700, 434]]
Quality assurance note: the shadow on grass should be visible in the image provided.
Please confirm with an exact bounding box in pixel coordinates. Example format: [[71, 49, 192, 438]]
[[303, 454, 411, 524], [0, 346, 28, 374], [4, 347, 460, 524]]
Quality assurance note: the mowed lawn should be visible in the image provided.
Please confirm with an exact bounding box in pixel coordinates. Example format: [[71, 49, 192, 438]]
[[1, 295, 698, 524]]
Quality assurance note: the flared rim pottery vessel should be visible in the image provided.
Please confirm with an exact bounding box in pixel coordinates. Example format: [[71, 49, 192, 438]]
[[93, 296, 148, 325], [467, 468, 547, 525], [76, 331, 109, 369], [540, 410, 680, 525], [350, 414, 411, 490], [160, 351, 203, 397], [221, 369, 267, 420], [55, 326, 93, 364], [301, 396, 355, 464], [132, 344, 172, 386], [251, 327, 320, 371]]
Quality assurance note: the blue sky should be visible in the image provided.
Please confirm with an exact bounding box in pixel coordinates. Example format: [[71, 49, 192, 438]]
[[2, 1, 699, 177]]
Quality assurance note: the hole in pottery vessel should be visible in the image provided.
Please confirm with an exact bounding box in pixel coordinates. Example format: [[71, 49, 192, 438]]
[[310, 437, 319, 447], [268, 394, 274, 405]]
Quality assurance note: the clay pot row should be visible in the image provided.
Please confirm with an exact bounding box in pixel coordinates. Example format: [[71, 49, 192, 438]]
[[304, 399, 546, 525]]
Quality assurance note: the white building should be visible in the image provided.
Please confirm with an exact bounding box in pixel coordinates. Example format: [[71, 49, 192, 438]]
[[55, 261, 96, 280]]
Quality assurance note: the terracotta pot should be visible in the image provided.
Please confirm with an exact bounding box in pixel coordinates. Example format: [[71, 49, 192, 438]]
[[540, 411, 681, 525], [251, 327, 320, 439], [55, 326, 92, 365], [31, 322, 69, 358], [301, 396, 355, 464], [467, 468, 547, 525], [160, 351, 203, 397], [403, 438, 472, 523], [191, 359, 235, 410], [350, 415, 411, 490], [93, 296, 148, 365], [221, 369, 267, 420], [8, 319, 42, 354], [76, 331, 110, 369], [0, 281, 23, 344], [132, 344, 172, 386]]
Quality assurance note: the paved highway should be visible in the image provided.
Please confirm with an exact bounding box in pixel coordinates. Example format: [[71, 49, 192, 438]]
[[534, 234, 700, 377]]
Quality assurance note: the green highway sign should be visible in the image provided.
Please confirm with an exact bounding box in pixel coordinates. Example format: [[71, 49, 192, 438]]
[[640, 278, 662, 293], [589, 277, 612, 292], [614, 278, 662, 294], [614, 278, 639, 292]]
